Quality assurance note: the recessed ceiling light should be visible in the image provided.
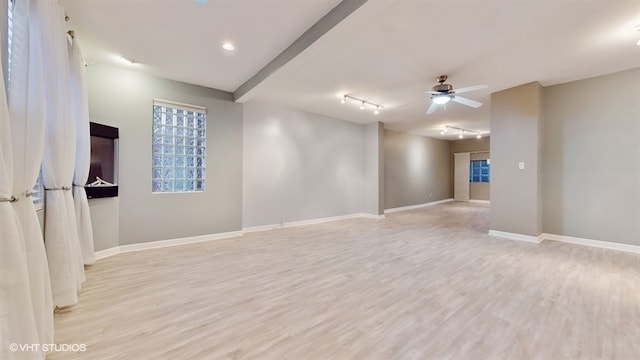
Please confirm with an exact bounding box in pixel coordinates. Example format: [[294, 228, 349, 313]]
[[222, 42, 235, 51]]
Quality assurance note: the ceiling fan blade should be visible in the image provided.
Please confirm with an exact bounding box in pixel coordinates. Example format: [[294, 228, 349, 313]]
[[452, 96, 482, 108], [422, 90, 440, 94], [453, 84, 488, 95], [426, 102, 439, 114]]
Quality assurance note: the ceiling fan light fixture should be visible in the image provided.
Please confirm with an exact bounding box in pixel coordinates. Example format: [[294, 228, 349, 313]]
[[360, 101, 365, 110], [432, 94, 451, 105], [374, 105, 380, 115]]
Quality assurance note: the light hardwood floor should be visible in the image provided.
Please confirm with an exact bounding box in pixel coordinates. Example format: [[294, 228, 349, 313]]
[[49, 202, 640, 359]]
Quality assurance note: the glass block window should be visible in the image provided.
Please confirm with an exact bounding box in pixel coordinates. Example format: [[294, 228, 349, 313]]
[[470, 160, 490, 183], [152, 100, 206, 193]]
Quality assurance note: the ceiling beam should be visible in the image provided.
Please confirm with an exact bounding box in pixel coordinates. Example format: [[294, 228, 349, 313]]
[[233, 0, 368, 103]]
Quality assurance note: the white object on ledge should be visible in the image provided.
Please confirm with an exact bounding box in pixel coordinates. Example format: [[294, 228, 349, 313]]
[[87, 176, 115, 187]]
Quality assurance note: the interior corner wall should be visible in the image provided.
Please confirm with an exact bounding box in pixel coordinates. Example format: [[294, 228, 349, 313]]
[[384, 129, 451, 209], [450, 137, 491, 201], [490, 82, 542, 237], [242, 101, 366, 228], [364, 121, 384, 215], [85, 65, 243, 246], [542, 67, 640, 246]]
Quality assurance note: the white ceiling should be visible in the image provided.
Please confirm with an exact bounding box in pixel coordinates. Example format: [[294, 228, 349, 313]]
[[64, 0, 640, 139]]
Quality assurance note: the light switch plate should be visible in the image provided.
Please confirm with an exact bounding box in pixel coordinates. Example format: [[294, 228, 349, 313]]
[[518, 162, 525, 170]]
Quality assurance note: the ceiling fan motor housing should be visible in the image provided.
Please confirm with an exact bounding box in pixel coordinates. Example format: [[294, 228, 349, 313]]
[[433, 83, 453, 93]]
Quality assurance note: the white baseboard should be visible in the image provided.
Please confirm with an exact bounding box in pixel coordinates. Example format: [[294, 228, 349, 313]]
[[94, 247, 120, 261], [359, 213, 386, 220], [488, 230, 542, 243], [384, 198, 454, 214], [469, 200, 490, 204], [96, 213, 387, 260], [242, 212, 385, 233], [542, 233, 640, 254], [94, 231, 243, 260], [488, 230, 640, 254], [94, 217, 640, 262]]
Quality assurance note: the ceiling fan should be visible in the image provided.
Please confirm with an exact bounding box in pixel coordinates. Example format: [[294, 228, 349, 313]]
[[425, 75, 488, 115]]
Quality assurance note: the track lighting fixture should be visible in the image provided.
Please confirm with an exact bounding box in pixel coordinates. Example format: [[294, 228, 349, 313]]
[[440, 125, 486, 139], [340, 94, 383, 115]]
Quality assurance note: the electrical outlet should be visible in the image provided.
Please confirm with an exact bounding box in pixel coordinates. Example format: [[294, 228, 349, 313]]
[[518, 162, 525, 170]]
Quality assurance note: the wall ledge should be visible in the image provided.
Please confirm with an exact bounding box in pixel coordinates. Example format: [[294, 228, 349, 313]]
[[384, 198, 454, 214]]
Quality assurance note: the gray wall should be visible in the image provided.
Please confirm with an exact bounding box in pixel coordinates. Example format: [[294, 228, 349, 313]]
[[384, 130, 451, 209], [542, 68, 640, 245], [490, 82, 543, 237], [450, 137, 491, 201], [242, 101, 367, 227], [86, 65, 243, 245], [88, 198, 119, 251]]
